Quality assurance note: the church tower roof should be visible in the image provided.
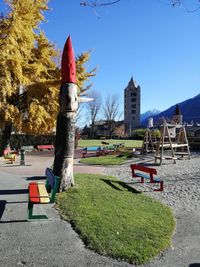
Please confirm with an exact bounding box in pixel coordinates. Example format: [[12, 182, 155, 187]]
[[128, 77, 138, 88]]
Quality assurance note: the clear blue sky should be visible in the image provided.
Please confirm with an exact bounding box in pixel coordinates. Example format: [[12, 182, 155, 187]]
[[1, 0, 200, 114]]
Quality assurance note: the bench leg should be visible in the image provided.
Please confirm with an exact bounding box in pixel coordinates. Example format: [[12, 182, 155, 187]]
[[28, 202, 49, 221], [153, 181, 164, 192]]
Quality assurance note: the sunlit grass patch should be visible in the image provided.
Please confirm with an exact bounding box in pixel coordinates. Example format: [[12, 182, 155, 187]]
[[56, 174, 175, 265]]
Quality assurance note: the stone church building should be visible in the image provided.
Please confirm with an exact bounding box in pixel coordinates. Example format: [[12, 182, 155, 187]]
[[124, 77, 141, 135]]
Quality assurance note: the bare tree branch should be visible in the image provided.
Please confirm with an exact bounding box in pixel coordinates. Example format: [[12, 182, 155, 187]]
[[80, 0, 200, 12], [102, 94, 120, 138], [80, 0, 121, 8], [86, 90, 102, 138], [76, 103, 86, 127]]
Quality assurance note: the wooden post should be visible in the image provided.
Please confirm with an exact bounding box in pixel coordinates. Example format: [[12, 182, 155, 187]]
[[53, 83, 78, 191], [53, 36, 78, 191], [52, 36, 93, 191]]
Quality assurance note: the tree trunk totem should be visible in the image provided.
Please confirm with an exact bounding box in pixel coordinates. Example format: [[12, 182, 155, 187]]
[[53, 83, 78, 191], [52, 36, 78, 192]]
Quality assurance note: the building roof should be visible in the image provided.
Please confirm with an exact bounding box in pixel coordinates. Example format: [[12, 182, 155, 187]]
[[127, 77, 138, 89]]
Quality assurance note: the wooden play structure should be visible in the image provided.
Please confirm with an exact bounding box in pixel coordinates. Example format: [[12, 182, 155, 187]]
[[155, 122, 191, 165], [141, 106, 190, 165], [141, 117, 157, 154], [141, 128, 158, 154]]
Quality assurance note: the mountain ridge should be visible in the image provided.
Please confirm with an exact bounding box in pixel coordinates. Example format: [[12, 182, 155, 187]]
[[140, 109, 160, 122], [141, 93, 200, 126]]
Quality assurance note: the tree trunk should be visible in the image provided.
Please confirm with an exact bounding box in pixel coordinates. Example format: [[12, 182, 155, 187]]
[[90, 122, 95, 139], [53, 83, 78, 191], [0, 123, 12, 156]]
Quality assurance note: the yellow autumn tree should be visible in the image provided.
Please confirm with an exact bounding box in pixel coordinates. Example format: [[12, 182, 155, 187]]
[[76, 52, 96, 96], [0, 0, 95, 154], [0, 0, 53, 152], [21, 31, 60, 135]]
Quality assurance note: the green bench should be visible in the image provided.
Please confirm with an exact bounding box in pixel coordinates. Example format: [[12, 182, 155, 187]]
[[27, 168, 60, 221], [82, 146, 105, 158]]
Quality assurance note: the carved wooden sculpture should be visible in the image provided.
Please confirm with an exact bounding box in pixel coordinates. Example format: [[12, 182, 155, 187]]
[[53, 36, 78, 191]]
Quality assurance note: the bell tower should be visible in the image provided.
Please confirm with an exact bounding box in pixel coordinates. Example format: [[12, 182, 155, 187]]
[[124, 77, 140, 135]]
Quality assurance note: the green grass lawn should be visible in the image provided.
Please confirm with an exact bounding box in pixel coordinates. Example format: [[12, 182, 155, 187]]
[[80, 154, 128, 165], [56, 174, 175, 265], [78, 139, 142, 148]]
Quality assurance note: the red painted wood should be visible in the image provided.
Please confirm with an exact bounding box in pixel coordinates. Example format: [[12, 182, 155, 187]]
[[130, 164, 157, 176], [130, 164, 163, 191], [3, 148, 10, 156], [61, 36, 76, 84], [37, 145, 54, 150], [29, 183, 40, 203]]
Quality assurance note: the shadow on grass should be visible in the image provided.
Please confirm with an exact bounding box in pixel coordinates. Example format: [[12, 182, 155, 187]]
[[101, 179, 140, 194]]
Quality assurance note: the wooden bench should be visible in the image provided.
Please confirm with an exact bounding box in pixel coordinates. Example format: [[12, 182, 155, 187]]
[[37, 144, 54, 151], [103, 144, 116, 150], [130, 164, 163, 191], [82, 146, 105, 158], [27, 168, 60, 220], [3, 148, 16, 163], [21, 145, 35, 151], [113, 143, 125, 149]]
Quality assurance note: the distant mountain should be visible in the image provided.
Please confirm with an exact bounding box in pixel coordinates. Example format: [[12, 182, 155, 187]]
[[140, 109, 160, 122], [141, 93, 200, 126]]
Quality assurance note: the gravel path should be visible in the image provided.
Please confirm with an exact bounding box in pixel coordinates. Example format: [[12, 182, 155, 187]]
[[104, 153, 200, 267], [1, 151, 200, 266]]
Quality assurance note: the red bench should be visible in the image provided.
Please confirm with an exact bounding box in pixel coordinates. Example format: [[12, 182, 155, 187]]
[[130, 164, 163, 191], [28, 168, 60, 220], [37, 144, 54, 151]]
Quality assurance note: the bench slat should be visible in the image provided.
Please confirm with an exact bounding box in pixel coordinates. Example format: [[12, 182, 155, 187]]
[[130, 164, 163, 191], [37, 145, 54, 150], [28, 168, 60, 220], [83, 146, 101, 151], [29, 183, 40, 203], [134, 172, 160, 182], [45, 168, 55, 188], [37, 183, 50, 203]]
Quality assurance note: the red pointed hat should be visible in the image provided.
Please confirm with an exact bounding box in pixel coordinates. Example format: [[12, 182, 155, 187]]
[[61, 36, 76, 84]]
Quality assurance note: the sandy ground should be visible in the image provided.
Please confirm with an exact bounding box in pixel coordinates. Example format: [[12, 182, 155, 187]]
[[105, 153, 200, 267], [0, 150, 200, 266]]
